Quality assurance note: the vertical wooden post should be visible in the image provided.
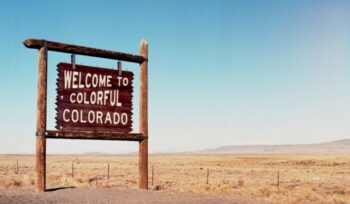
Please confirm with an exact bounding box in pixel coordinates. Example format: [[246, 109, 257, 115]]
[[206, 168, 209, 184], [139, 39, 148, 190], [16, 160, 19, 174], [71, 162, 74, 177], [151, 165, 154, 186], [36, 42, 47, 192], [277, 171, 280, 189], [107, 162, 110, 182]]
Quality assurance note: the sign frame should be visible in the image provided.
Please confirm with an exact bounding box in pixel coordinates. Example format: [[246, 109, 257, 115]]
[[23, 38, 148, 192]]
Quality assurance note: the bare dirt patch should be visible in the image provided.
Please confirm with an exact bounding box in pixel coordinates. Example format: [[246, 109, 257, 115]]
[[0, 188, 264, 204]]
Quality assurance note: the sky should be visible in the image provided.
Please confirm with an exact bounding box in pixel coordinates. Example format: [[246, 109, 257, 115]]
[[0, 0, 349, 154]]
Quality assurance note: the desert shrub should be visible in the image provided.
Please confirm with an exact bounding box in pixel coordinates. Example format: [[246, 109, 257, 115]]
[[3, 179, 22, 188], [289, 187, 325, 203], [331, 197, 347, 204], [48, 175, 61, 181], [221, 179, 229, 184], [88, 177, 99, 185], [332, 186, 346, 195], [237, 179, 244, 187], [259, 186, 272, 197], [152, 185, 161, 191], [12, 179, 22, 187], [30, 179, 35, 186], [75, 178, 84, 183]]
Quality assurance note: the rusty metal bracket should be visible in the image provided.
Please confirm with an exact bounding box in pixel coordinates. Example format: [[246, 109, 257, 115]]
[[43, 40, 48, 60], [118, 61, 122, 75], [36, 132, 46, 137], [71, 54, 76, 69]]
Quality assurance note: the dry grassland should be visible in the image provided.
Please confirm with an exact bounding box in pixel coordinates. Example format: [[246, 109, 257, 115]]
[[0, 154, 349, 203]]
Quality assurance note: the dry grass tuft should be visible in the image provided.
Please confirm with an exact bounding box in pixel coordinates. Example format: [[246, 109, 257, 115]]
[[237, 179, 244, 187], [258, 186, 272, 197], [152, 185, 161, 191], [2, 179, 23, 188]]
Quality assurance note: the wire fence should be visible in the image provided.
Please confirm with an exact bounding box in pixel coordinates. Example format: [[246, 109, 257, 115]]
[[0, 156, 349, 194]]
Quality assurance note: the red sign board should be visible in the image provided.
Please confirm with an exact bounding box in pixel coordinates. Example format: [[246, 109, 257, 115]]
[[55, 63, 133, 132]]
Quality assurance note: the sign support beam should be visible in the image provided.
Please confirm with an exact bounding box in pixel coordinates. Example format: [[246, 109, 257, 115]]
[[23, 39, 146, 63], [36, 43, 47, 192], [139, 39, 148, 189]]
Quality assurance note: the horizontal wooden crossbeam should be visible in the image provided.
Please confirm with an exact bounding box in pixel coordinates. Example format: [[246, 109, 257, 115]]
[[45, 130, 146, 141], [23, 39, 146, 63]]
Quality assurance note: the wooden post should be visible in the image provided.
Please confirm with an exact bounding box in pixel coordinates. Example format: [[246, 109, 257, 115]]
[[139, 39, 148, 190], [36, 42, 47, 192], [107, 162, 110, 182], [277, 171, 280, 189], [16, 160, 19, 174], [151, 165, 154, 186], [71, 162, 74, 178], [206, 168, 209, 184]]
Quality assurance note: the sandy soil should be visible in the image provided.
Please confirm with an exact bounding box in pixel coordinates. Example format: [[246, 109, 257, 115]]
[[0, 188, 265, 204]]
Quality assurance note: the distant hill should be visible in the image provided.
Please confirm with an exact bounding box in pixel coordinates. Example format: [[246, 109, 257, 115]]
[[198, 139, 350, 154], [10, 139, 347, 156], [81, 152, 111, 156]]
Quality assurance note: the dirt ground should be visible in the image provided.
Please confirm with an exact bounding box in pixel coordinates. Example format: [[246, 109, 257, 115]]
[[0, 154, 349, 203], [0, 188, 265, 204]]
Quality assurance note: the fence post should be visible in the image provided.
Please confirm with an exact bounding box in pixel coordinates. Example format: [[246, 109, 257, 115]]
[[71, 162, 74, 178], [277, 171, 279, 189], [107, 162, 110, 182], [16, 160, 19, 174], [206, 168, 209, 184], [151, 165, 154, 186]]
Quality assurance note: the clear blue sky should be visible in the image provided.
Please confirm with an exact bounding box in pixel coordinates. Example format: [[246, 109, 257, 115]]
[[0, 0, 349, 154]]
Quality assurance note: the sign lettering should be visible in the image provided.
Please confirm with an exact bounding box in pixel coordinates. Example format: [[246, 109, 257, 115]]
[[56, 63, 133, 132]]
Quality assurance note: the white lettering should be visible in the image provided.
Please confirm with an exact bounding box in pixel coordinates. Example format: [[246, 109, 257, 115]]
[[64, 71, 72, 89], [85, 73, 91, 88], [88, 111, 95, 123], [103, 90, 109, 105], [70, 93, 76, 103], [97, 91, 103, 105], [117, 76, 122, 86], [122, 78, 129, 86], [78, 72, 84, 88], [80, 110, 87, 123], [72, 71, 79, 88], [116, 90, 122, 107], [92, 74, 98, 87], [90, 92, 96, 105], [99, 75, 106, 87], [61, 109, 130, 126], [113, 112, 120, 124], [71, 109, 79, 123], [105, 112, 112, 124], [83, 92, 89, 104], [106, 75, 112, 87], [96, 111, 103, 124], [63, 109, 70, 122], [121, 113, 128, 125], [76, 93, 83, 103]]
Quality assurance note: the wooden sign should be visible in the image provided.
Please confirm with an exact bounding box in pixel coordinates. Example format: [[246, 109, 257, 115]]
[[55, 63, 133, 132], [24, 38, 148, 192]]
